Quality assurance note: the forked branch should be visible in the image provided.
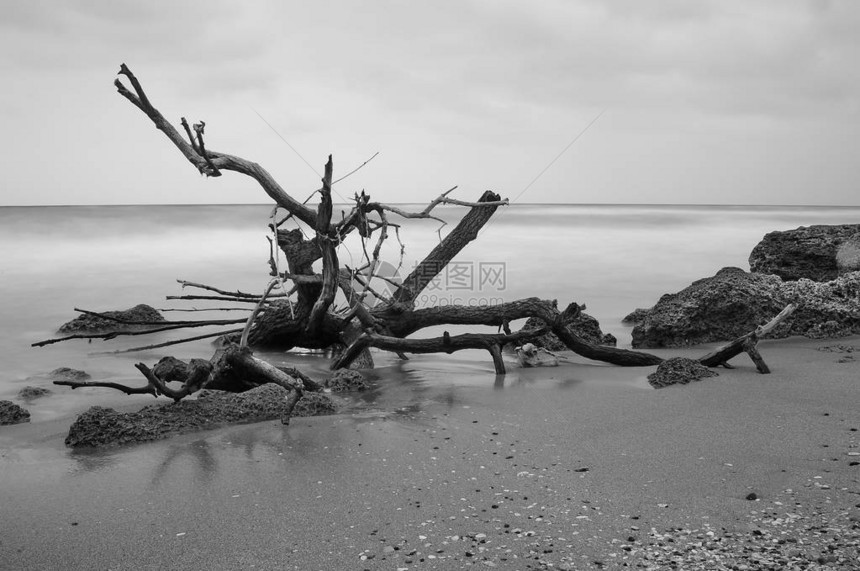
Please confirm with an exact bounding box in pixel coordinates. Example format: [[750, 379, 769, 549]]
[[115, 63, 318, 226], [698, 304, 796, 373]]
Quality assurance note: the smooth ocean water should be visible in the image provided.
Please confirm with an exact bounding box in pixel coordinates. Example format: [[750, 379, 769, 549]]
[[1, 203, 858, 421]]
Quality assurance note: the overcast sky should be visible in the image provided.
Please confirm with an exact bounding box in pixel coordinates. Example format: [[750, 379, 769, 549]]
[[1, 0, 857, 206]]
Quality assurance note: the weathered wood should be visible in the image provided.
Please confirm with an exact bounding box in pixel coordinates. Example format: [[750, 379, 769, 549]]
[[32, 316, 246, 347], [53, 378, 158, 397], [697, 304, 795, 373], [115, 63, 318, 226], [307, 156, 338, 336], [332, 327, 552, 373], [218, 345, 304, 393], [56, 344, 306, 413], [377, 298, 665, 367], [551, 325, 664, 366], [392, 190, 503, 305], [743, 338, 770, 374], [240, 280, 279, 348], [47, 63, 795, 386]]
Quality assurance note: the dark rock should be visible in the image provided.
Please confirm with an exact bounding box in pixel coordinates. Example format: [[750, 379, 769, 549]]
[[631, 267, 860, 348], [779, 271, 860, 339], [749, 224, 860, 282], [325, 369, 370, 392], [293, 392, 338, 416], [647, 357, 718, 389], [622, 308, 651, 324], [64, 384, 337, 448], [746, 492, 758, 501], [48, 367, 91, 382], [520, 312, 617, 351], [58, 304, 165, 334], [0, 400, 31, 425], [632, 267, 784, 348], [18, 386, 52, 401]]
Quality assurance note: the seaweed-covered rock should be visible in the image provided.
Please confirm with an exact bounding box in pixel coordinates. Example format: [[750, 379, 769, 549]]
[[325, 369, 370, 392], [18, 386, 52, 401], [64, 384, 337, 448], [58, 304, 165, 334], [48, 367, 91, 382], [749, 224, 860, 282], [0, 400, 31, 425], [647, 358, 719, 389], [293, 392, 338, 416], [631, 267, 860, 348], [520, 312, 617, 351]]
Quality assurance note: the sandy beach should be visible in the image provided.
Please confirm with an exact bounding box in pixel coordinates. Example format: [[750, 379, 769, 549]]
[[2, 337, 859, 570]]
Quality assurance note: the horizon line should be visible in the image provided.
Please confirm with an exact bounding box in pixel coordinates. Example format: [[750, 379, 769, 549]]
[[2, 202, 859, 209]]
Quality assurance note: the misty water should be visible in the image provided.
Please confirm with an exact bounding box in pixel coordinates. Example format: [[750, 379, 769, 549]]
[[2, 203, 858, 422]]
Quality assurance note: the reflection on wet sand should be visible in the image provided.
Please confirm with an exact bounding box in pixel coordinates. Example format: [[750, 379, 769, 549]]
[[57, 354, 609, 482], [149, 439, 217, 487]]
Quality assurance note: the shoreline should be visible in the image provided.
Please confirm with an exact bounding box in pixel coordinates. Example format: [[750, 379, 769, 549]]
[[2, 336, 859, 569]]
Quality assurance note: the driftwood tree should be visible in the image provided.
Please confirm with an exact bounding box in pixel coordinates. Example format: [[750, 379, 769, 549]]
[[37, 65, 795, 419]]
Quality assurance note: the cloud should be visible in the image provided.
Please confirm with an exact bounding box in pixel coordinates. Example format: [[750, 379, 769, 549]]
[[0, 0, 857, 205]]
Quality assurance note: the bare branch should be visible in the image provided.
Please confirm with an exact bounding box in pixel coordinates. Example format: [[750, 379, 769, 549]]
[[177, 280, 284, 298], [165, 295, 268, 303], [180, 117, 201, 154], [32, 317, 246, 347], [192, 120, 221, 176], [53, 379, 158, 397], [332, 151, 379, 185], [135, 361, 210, 402], [73, 307, 245, 327], [99, 328, 244, 354], [240, 280, 279, 348], [367, 186, 509, 227], [116, 64, 317, 226], [698, 304, 796, 372], [157, 307, 252, 313]]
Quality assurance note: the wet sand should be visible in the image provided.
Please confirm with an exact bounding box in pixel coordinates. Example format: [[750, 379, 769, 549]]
[[1, 337, 859, 570]]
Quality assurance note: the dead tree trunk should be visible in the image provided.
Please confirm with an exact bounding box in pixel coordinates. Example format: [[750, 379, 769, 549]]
[[35, 64, 801, 406], [392, 190, 503, 305]]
